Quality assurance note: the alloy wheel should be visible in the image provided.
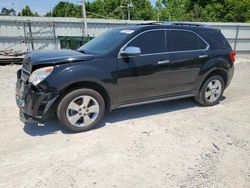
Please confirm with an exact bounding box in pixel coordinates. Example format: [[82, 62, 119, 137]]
[[205, 79, 222, 103], [66, 95, 100, 127]]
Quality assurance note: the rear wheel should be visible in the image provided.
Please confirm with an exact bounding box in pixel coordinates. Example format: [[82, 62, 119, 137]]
[[195, 75, 225, 106], [57, 89, 105, 132]]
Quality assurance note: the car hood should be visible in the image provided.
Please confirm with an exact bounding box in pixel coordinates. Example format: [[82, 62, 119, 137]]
[[28, 50, 93, 66]]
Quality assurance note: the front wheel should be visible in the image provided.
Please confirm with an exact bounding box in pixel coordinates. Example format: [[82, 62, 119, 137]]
[[57, 89, 105, 132], [195, 75, 225, 106]]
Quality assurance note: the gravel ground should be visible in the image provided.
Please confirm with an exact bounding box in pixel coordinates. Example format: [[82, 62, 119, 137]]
[[0, 55, 249, 188]]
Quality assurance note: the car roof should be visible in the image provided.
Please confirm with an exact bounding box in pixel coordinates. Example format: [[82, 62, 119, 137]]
[[120, 22, 218, 33]]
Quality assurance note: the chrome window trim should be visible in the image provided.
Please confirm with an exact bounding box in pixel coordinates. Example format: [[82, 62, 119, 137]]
[[118, 28, 210, 58]]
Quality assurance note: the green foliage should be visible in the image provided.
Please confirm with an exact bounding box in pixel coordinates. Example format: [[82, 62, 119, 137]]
[[158, 0, 189, 21], [223, 0, 250, 22], [156, 0, 250, 22], [18, 6, 39, 17], [1, 0, 247, 22], [132, 0, 154, 20], [85, 0, 106, 18], [47, 0, 154, 20], [48, 2, 81, 18]]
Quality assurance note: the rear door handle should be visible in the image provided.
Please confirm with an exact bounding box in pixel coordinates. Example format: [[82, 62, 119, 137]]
[[157, 60, 170, 65], [199, 54, 208, 58]]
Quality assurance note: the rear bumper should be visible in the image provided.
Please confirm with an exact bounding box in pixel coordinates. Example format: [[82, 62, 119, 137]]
[[16, 70, 58, 122]]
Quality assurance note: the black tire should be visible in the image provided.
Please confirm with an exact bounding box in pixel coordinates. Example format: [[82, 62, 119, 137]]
[[195, 75, 225, 106], [57, 88, 105, 132]]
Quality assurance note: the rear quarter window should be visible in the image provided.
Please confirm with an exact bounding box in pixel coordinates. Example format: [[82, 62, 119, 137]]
[[202, 30, 231, 49], [170, 30, 207, 51]]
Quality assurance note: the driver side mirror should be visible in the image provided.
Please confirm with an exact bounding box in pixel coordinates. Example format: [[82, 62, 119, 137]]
[[120, 46, 141, 57]]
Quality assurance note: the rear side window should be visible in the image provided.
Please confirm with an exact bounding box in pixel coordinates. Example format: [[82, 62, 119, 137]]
[[170, 30, 207, 51], [203, 30, 231, 49], [128, 30, 165, 54]]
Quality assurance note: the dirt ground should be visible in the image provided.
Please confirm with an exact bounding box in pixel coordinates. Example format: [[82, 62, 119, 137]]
[[0, 55, 249, 188]]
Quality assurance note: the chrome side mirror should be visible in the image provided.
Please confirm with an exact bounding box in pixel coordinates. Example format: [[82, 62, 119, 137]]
[[120, 46, 141, 57]]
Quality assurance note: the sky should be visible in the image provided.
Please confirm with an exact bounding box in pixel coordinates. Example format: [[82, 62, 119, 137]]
[[0, 0, 158, 15]]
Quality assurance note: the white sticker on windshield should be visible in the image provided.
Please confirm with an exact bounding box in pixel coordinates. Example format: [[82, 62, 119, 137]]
[[120, 30, 135, 34]]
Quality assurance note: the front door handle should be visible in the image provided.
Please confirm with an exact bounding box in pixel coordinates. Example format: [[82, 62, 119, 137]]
[[199, 54, 208, 59], [157, 60, 170, 65]]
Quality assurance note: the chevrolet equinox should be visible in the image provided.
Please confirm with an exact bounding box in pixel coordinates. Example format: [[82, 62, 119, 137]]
[[16, 22, 235, 132]]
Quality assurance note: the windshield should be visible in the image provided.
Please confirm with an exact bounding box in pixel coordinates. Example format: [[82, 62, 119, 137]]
[[78, 29, 134, 55]]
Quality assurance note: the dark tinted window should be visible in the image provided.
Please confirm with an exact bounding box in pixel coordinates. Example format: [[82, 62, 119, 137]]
[[78, 29, 131, 55], [128, 30, 165, 54], [171, 30, 207, 51], [203, 30, 231, 49]]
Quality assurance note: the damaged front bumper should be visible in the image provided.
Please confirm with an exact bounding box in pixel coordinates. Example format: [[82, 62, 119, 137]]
[[16, 69, 58, 123]]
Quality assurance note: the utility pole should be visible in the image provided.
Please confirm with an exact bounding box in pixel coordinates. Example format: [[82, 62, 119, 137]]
[[82, 0, 88, 37], [127, 0, 133, 20], [127, 3, 130, 20], [156, 0, 162, 21], [157, 8, 160, 21]]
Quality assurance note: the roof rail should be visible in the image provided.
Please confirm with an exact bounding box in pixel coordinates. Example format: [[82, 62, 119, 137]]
[[169, 22, 206, 27], [136, 22, 163, 26], [137, 21, 207, 27]]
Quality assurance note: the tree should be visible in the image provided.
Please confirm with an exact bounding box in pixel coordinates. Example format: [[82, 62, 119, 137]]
[[18, 6, 39, 16], [47, 0, 154, 20], [1, 7, 16, 16], [85, 0, 106, 18], [48, 2, 81, 18], [131, 0, 154, 20], [223, 0, 250, 22], [45, 0, 250, 22], [155, 0, 250, 22], [156, 0, 189, 21], [197, 0, 250, 22]]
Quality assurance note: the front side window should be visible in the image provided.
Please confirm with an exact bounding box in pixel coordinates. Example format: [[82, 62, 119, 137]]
[[127, 30, 165, 54], [171, 30, 207, 51]]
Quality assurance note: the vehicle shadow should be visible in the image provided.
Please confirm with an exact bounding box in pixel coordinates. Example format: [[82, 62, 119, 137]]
[[23, 97, 225, 136]]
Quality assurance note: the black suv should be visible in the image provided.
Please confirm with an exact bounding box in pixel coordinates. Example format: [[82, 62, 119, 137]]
[[16, 22, 235, 132]]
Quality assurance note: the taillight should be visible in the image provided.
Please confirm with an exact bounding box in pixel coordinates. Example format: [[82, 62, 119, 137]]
[[229, 51, 236, 63]]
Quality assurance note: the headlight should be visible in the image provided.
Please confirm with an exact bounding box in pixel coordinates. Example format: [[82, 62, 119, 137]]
[[29, 66, 54, 85]]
